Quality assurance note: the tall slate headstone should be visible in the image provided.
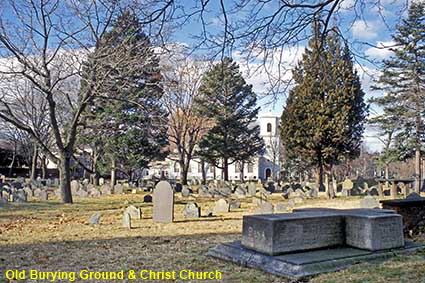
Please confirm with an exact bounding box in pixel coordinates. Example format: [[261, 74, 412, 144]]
[[123, 212, 131, 229], [153, 181, 174, 223]]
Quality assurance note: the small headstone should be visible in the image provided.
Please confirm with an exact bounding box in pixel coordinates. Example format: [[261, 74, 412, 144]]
[[181, 187, 191, 197], [153, 181, 174, 223], [248, 183, 256, 196], [213, 199, 230, 214], [229, 199, 241, 210], [275, 203, 286, 213], [99, 178, 105, 186], [122, 212, 131, 229], [360, 195, 380, 209], [183, 202, 201, 218], [39, 190, 48, 201], [89, 213, 102, 225], [14, 190, 27, 202], [342, 178, 354, 190], [114, 184, 124, 194], [143, 195, 153, 203], [253, 202, 274, 214], [101, 185, 112, 195], [70, 180, 79, 193], [125, 205, 142, 219]]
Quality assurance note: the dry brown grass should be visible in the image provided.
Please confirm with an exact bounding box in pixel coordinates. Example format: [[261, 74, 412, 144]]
[[0, 192, 424, 283]]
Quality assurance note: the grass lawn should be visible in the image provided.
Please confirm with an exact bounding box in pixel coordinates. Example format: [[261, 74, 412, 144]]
[[1, 192, 424, 282]]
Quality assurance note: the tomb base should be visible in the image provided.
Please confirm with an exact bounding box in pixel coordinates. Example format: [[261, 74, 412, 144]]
[[207, 241, 425, 280]]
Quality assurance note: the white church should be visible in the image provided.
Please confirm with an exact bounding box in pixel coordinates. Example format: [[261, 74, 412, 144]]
[[144, 113, 282, 181]]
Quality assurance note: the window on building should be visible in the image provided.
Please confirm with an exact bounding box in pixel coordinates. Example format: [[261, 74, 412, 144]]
[[174, 163, 179, 173], [248, 163, 254, 173], [198, 162, 202, 173], [267, 123, 272, 133]]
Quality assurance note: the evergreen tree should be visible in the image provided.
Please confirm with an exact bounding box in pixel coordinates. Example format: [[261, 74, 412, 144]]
[[280, 25, 368, 198], [372, 1, 425, 192], [81, 11, 168, 185], [196, 58, 264, 181]]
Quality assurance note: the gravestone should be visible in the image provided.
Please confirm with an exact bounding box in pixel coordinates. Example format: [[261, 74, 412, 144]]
[[89, 213, 102, 225], [23, 187, 33, 198], [114, 184, 124, 194], [39, 190, 48, 201], [123, 212, 131, 229], [360, 195, 380, 209], [14, 190, 27, 202], [275, 203, 286, 213], [77, 189, 88, 198], [99, 178, 105, 186], [181, 187, 191, 197], [125, 205, 142, 219], [253, 192, 267, 205], [70, 180, 79, 193], [248, 183, 256, 196], [342, 178, 353, 190], [229, 199, 241, 210], [253, 202, 274, 214], [213, 199, 230, 214], [153, 181, 174, 223], [101, 185, 112, 195], [183, 202, 201, 218]]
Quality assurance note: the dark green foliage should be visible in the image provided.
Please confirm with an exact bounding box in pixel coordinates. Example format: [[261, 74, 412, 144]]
[[81, 11, 168, 177], [196, 57, 265, 180], [372, 2, 425, 160], [280, 24, 368, 189]]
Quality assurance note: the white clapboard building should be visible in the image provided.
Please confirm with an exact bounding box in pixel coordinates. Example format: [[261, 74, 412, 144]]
[[144, 112, 282, 181]]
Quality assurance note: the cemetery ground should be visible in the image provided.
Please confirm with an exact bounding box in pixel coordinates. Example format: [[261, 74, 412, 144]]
[[1, 192, 425, 283]]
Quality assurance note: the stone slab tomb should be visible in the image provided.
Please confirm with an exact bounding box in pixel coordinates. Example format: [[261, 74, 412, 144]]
[[209, 208, 418, 279]]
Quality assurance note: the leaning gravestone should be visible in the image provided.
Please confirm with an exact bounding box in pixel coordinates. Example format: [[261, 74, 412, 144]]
[[213, 199, 230, 214], [183, 202, 201, 218], [153, 181, 174, 223]]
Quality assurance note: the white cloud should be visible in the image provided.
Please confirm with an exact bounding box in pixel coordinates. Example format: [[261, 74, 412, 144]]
[[352, 20, 379, 40], [365, 41, 395, 59]]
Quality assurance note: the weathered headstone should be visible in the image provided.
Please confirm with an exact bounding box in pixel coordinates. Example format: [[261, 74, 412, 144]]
[[114, 184, 124, 194], [183, 202, 201, 218], [89, 213, 102, 225], [39, 190, 48, 201], [229, 199, 241, 210], [99, 178, 105, 186], [253, 202, 274, 214], [181, 187, 191, 197], [14, 190, 27, 202], [248, 183, 256, 196], [70, 180, 79, 193], [360, 195, 380, 209], [125, 205, 142, 219], [213, 199, 230, 214], [123, 212, 131, 229], [153, 181, 174, 223]]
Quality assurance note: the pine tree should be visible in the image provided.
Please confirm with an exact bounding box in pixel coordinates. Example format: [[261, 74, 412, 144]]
[[81, 11, 168, 185], [280, 24, 368, 198], [196, 57, 265, 181], [372, 1, 425, 192]]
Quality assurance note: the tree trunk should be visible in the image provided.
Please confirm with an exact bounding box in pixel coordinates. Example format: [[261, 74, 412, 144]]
[[326, 166, 336, 199], [223, 158, 229, 181], [59, 154, 73, 204], [240, 161, 245, 182], [30, 144, 38, 181], [8, 143, 17, 177], [415, 148, 421, 192], [201, 159, 206, 185], [111, 157, 116, 187], [41, 155, 47, 179], [317, 151, 325, 192], [181, 161, 187, 185]]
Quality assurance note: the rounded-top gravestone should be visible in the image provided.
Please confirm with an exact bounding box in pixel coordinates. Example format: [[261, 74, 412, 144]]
[[153, 181, 174, 223]]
